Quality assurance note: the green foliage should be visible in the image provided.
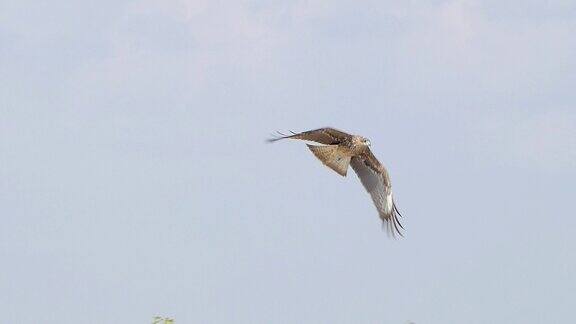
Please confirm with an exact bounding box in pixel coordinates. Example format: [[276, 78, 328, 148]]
[[153, 316, 174, 324]]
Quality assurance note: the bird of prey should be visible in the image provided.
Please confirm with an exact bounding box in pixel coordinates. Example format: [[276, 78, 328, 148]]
[[268, 127, 404, 237]]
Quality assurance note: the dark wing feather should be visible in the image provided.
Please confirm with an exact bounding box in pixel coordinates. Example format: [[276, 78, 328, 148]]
[[350, 149, 403, 237], [267, 127, 351, 145]]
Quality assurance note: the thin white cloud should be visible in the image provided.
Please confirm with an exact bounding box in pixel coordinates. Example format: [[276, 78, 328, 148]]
[[472, 109, 576, 172]]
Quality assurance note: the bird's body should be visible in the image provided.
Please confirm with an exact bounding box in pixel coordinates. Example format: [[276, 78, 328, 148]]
[[268, 127, 404, 237]]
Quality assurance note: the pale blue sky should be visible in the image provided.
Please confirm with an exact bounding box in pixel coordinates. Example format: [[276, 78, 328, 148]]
[[1, 1, 575, 323]]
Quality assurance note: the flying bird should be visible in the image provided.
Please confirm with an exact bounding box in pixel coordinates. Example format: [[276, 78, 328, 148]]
[[268, 127, 404, 237]]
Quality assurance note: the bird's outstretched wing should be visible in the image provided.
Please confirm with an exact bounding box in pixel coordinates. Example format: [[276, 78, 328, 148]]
[[267, 127, 352, 145], [350, 149, 404, 237]]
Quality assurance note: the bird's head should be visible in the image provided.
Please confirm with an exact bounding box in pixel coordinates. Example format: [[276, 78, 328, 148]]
[[362, 137, 371, 147], [352, 135, 370, 151], [353, 135, 371, 148]]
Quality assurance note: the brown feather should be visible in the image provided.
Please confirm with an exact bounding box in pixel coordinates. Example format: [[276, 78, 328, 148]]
[[306, 144, 351, 177], [267, 127, 352, 145]]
